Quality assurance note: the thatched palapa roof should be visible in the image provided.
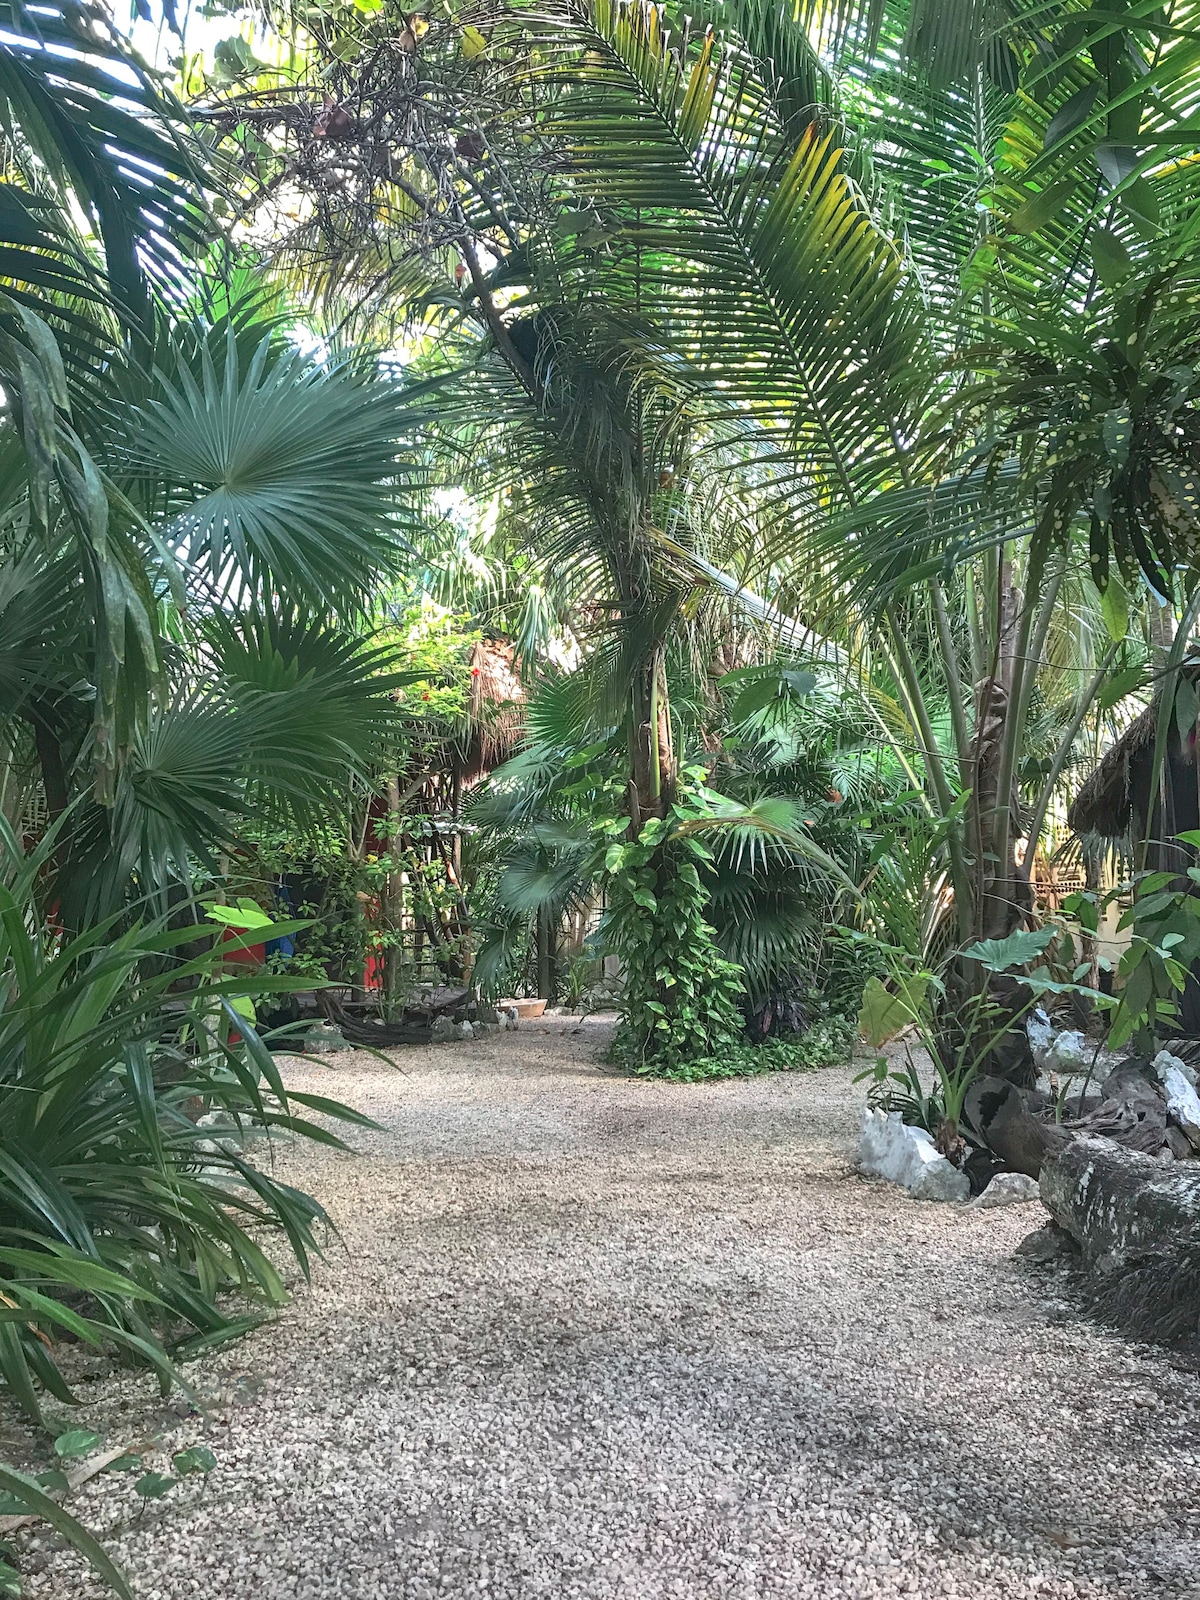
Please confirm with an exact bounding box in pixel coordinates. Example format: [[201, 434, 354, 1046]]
[[1067, 705, 1158, 839], [462, 639, 526, 779], [1068, 658, 1200, 840]]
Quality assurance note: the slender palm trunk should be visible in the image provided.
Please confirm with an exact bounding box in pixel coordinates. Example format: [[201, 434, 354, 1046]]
[[972, 564, 1023, 941], [628, 643, 675, 828], [535, 903, 556, 1001], [383, 775, 405, 1015], [32, 712, 68, 824]]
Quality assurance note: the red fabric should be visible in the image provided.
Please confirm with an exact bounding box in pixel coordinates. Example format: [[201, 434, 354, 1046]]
[[220, 928, 265, 967]]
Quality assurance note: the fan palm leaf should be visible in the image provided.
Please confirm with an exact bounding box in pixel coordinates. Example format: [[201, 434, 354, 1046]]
[[120, 333, 415, 609]]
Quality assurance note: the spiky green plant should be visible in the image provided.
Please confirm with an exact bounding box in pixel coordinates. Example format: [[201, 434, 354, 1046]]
[[0, 818, 374, 1423]]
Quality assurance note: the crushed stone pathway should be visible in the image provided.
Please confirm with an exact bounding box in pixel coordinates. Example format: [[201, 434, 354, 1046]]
[[15, 1016, 1200, 1600]]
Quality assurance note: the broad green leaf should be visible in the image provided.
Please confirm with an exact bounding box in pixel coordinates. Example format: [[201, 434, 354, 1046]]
[[1062, 892, 1099, 935], [212, 35, 264, 77], [54, 1429, 101, 1460], [1100, 574, 1129, 642], [204, 899, 275, 930], [134, 1472, 176, 1500], [780, 668, 817, 696], [731, 677, 784, 718], [1044, 82, 1099, 147], [1119, 176, 1160, 227], [1009, 179, 1077, 235], [1095, 143, 1139, 189], [1091, 227, 1131, 288], [857, 974, 928, 1047], [961, 928, 1054, 970]]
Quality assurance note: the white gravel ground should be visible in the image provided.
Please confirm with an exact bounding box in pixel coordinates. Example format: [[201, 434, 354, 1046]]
[[10, 1015, 1200, 1600]]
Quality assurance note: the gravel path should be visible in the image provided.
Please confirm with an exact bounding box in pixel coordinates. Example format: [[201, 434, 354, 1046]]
[[12, 1016, 1200, 1600]]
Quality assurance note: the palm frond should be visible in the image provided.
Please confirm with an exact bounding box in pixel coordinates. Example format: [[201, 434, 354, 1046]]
[[0, 0, 206, 320], [121, 333, 414, 609]]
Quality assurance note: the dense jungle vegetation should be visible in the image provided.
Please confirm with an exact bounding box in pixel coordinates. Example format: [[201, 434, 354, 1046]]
[[1, 0, 1200, 1586]]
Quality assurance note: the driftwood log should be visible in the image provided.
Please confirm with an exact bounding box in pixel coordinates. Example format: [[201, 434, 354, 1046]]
[[965, 1079, 1068, 1177], [965, 1074, 1168, 1179], [1038, 1135, 1200, 1342], [1040, 1135, 1200, 1260], [314, 984, 475, 1045], [316, 994, 433, 1045]]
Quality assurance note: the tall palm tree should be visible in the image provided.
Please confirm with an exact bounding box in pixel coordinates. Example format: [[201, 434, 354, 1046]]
[[198, 0, 1200, 970]]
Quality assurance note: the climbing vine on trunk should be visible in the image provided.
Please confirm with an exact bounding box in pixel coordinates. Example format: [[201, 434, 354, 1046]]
[[602, 814, 745, 1073]]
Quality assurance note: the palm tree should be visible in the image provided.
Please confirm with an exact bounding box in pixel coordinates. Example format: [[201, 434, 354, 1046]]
[[0, 0, 204, 325], [198, 0, 1200, 1036], [0, 0, 209, 808], [0, 17, 430, 1578], [0, 283, 419, 916]]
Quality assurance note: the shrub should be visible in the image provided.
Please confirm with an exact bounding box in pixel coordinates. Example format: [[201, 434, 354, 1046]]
[[602, 818, 748, 1074], [0, 822, 373, 1420], [649, 1016, 857, 1083]]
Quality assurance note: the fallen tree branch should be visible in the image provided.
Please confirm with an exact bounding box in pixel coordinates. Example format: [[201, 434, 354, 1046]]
[[1038, 1135, 1200, 1343]]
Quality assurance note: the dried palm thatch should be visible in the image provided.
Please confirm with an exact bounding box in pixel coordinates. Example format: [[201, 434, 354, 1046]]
[[1067, 704, 1160, 840], [1068, 660, 1200, 841], [460, 639, 526, 779]]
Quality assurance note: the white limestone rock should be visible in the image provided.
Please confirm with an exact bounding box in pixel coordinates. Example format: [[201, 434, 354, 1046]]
[[1155, 1049, 1198, 1089], [858, 1108, 970, 1202], [970, 1172, 1042, 1209], [1026, 1008, 1054, 1068], [1153, 1051, 1200, 1153], [1044, 1029, 1090, 1075]]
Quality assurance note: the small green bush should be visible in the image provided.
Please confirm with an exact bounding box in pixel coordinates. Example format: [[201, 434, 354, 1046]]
[[644, 1016, 857, 1082]]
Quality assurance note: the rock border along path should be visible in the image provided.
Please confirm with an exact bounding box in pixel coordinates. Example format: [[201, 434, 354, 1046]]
[[16, 1016, 1200, 1600]]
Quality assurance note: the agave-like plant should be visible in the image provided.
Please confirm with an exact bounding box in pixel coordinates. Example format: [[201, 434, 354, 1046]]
[[0, 818, 375, 1422]]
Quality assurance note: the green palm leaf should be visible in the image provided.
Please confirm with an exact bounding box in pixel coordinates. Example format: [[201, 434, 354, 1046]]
[[122, 334, 414, 608], [0, 0, 205, 319]]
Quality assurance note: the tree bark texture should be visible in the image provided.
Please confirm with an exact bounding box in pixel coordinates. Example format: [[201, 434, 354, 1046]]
[[629, 645, 675, 827], [1037, 1135, 1200, 1342], [967, 1074, 1168, 1175], [970, 675, 1032, 943], [1040, 1136, 1200, 1263]]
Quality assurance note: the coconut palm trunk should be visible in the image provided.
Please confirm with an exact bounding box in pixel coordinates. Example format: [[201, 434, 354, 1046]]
[[628, 642, 676, 829], [971, 562, 1033, 945]]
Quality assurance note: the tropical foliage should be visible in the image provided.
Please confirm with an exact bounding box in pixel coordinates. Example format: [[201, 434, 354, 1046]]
[[5, 0, 1200, 1582], [176, 0, 1200, 1048]]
